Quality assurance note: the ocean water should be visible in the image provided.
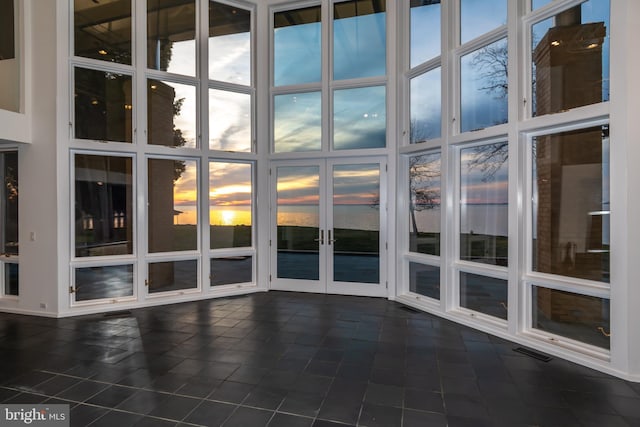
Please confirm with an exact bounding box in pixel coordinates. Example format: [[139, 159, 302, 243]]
[[278, 203, 509, 236]]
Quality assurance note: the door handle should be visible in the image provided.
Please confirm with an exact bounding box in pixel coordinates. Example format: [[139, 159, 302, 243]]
[[328, 229, 336, 245], [314, 229, 325, 245]]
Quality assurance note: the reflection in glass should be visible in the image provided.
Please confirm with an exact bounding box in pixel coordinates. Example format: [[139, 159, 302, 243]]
[[75, 154, 133, 257], [460, 38, 508, 132], [334, 86, 386, 150], [410, 0, 440, 67], [148, 158, 198, 253], [460, 142, 508, 266], [460, 0, 507, 44], [531, 0, 610, 117], [2, 152, 18, 256], [209, 89, 251, 152], [277, 166, 320, 280], [147, 0, 196, 76], [333, 0, 386, 80], [74, 67, 132, 143], [210, 162, 252, 249], [409, 152, 440, 256], [333, 164, 380, 284], [274, 92, 321, 153], [274, 6, 321, 86], [148, 79, 197, 148], [74, 0, 132, 64], [148, 260, 198, 293], [209, 1, 251, 84], [4, 263, 18, 296], [460, 272, 508, 320], [75, 265, 133, 301], [532, 126, 609, 282], [532, 286, 610, 349], [410, 68, 441, 142], [409, 262, 439, 300], [211, 256, 252, 286]]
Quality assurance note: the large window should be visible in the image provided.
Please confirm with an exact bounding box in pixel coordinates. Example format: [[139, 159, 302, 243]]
[[74, 154, 133, 257], [209, 161, 253, 249], [532, 125, 609, 283], [74, 67, 133, 143], [400, 0, 615, 358], [531, 0, 610, 117], [71, 0, 255, 302], [272, 1, 387, 154], [333, 0, 386, 80], [1, 151, 18, 297], [148, 158, 198, 253], [74, 0, 132, 64], [459, 142, 508, 267], [409, 152, 440, 256], [147, 79, 197, 148], [459, 0, 508, 133], [147, 0, 196, 76]]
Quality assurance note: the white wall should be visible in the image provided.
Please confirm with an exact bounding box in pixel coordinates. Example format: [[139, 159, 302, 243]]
[[10, 0, 59, 316]]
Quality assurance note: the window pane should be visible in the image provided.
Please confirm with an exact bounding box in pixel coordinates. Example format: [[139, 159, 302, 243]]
[[75, 154, 133, 257], [4, 263, 18, 296], [274, 92, 321, 153], [333, 164, 380, 284], [74, 67, 133, 143], [532, 126, 609, 282], [148, 260, 197, 293], [410, 0, 440, 67], [460, 272, 508, 320], [210, 162, 252, 249], [75, 265, 133, 301], [277, 166, 320, 281], [209, 89, 251, 152], [460, 142, 508, 266], [148, 159, 197, 253], [148, 79, 197, 148], [274, 6, 321, 86], [409, 262, 440, 300], [410, 67, 441, 142], [147, 0, 196, 76], [209, 1, 251, 84], [211, 256, 252, 286], [531, 0, 610, 117], [460, 0, 507, 44], [532, 286, 610, 349], [333, 0, 386, 80], [334, 86, 386, 150], [2, 152, 18, 255], [460, 38, 508, 132], [409, 152, 440, 256], [74, 0, 132, 64], [532, 0, 553, 10]]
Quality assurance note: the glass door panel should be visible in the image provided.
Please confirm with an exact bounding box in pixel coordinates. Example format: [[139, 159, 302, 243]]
[[275, 165, 322, 283], [271, 159, 386, 297], [331, 163, 380, 284]]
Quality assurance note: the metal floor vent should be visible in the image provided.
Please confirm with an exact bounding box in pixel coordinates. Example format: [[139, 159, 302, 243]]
[[513, 346, 552, 362]]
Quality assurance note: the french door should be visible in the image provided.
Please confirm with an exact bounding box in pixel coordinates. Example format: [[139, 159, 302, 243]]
[[270, 157, 387, 297]]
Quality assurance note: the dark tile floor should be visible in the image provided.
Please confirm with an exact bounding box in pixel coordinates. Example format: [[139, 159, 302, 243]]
[[1, 291, 639, 427]]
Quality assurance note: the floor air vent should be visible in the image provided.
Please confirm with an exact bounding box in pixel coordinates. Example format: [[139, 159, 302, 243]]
[[513, 346, 552, 362]]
